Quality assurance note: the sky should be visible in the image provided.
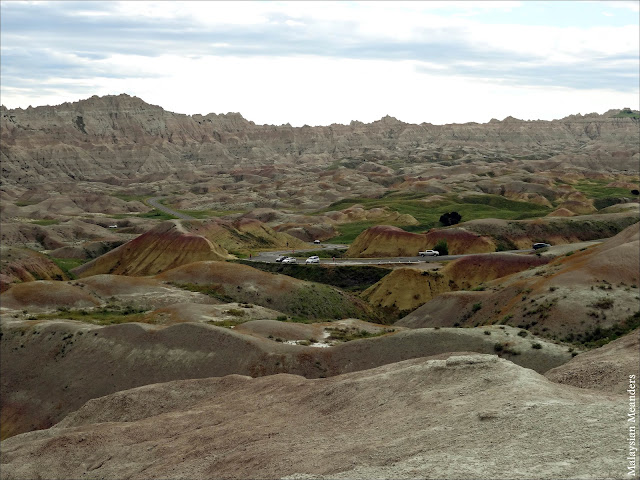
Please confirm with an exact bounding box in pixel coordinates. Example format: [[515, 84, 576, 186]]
[[1, 0, 638, 126]]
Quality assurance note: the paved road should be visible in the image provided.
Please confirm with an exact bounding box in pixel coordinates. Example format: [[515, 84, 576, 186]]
[[147, 196, 195, 220], [140, 199, 604, 266], [248, 240, 603, 266], [249, 244, 533, 265]]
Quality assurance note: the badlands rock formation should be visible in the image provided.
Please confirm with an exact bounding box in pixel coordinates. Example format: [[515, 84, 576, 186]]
[[400, 222, 640, 339], [346, 224, 496, 257], [0, 354, 628, 480], [72, 218, 303, 277], [2, 95, 639, 185], [363, 253, 549, 312], [545, 327, 639, 395]]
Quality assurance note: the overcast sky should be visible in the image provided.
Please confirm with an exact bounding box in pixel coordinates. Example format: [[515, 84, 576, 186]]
[[1, 1, 638, 126]]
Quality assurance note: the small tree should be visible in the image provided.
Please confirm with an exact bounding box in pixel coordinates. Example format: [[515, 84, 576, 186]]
[[439, 211, 462, 226], [433, 239, 449, 255]]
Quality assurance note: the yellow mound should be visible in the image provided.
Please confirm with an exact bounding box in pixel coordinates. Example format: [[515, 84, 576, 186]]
[[546, 208, 575, 217], [346, 225, 496, 257], [0, 281, 100, 311], [364, 254, 548, 312]]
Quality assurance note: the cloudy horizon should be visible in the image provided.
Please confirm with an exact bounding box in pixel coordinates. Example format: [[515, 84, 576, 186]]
[[1, 1, 638, 126]]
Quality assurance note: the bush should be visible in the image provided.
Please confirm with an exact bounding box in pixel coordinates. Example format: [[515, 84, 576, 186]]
[[472, 303, 482, 313], [531, 342, 542, 349], [439, 211, 462, 226], [433, 239, 449, 255], [590, 298, 614, 310]]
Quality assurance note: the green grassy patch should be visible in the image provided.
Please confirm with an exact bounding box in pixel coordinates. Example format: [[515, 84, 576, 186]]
[[47, 257, 87, 280], [30, 219, 60, 226], [612, 108, 640, 119], [320, 193, 552, 243], [284, 284, 367, 320], [175, 208, 247, 219], [573, 180, 635, 199], [331, 221, 380, 244], [134, 209, 177, 220], [234, 261, 390, 291], [571, 311, 640, 348], [325, 326, 395, 343], [36, 305, 149, 325]]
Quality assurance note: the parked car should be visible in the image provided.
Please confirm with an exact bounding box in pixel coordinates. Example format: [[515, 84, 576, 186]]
[[313, 239, 321, 244], [419, 250, 440, 257], [282, 257, 297, 264], [305, 256, 320, 264], [275, 255, 286, 262], [532, 243, 551, 250]]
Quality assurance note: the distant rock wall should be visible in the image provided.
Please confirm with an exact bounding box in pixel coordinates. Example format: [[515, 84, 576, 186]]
[[2, 94, 638, 184]]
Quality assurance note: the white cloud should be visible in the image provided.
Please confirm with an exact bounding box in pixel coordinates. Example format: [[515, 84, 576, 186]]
[[4, 54, 634, 126]]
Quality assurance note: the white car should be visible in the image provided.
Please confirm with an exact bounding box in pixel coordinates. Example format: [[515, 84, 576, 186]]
[[305, 256, 320, 264], [419, 250, 440, 257], [282, 257, 297, 264], [313, 239, 321, 244]]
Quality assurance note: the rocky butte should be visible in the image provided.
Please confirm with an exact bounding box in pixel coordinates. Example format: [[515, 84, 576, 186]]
[[0, 94, 639, 480]]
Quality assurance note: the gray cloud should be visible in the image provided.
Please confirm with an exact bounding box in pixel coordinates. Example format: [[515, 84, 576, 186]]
[[1, 1, 638, 94]]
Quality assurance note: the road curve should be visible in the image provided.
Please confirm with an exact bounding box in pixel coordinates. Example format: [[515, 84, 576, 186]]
[[248, 240, 603, 266], [147, 197, 195, 220], [138, 202, 604, 266]]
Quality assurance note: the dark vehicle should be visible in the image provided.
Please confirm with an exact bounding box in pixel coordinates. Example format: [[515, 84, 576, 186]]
[[275, 255, 286, 262], [532, 243, 551, 249]]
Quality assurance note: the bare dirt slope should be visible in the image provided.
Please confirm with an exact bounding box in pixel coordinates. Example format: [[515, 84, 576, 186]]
[[0, 246, 67, 292], [346, 225, 496, 257], [545, 328, 640, 394], [363, 253, 548, 312], [155, 261, 373, 320], [399, 222, 640, 340], [72, 218, 304, 278], [0, 319, 571, 440], [0, 354, 627, 480]]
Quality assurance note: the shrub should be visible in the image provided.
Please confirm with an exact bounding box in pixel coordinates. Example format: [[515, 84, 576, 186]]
[[225, 309, 245, 317], [472, 303, 482, 313], [484, 330, 492, 335], [590, 298, 614, 310], [433, 239, 449, 256], [531, 342, 542, 349], [439, 211, 462, 226], [517, 330, 528, 337]]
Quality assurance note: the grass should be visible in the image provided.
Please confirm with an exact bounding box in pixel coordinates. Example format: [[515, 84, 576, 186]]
[[111, 193, 149, 203], [175, 208, 247, 219], [169, 282, 234, 302], [30, 219, 60, 226], [319, 193, 553, 243], [330, 221, 380, 244], [135, 209, 177, 220], [325, 326, 394, 343], [47, 257, 87, 279], [612, 108, 640, 119], [234, 261, 390, 291], [576, 311, 640, 348], [572, 180, 635, 199], [36, 305, 149, 325]]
